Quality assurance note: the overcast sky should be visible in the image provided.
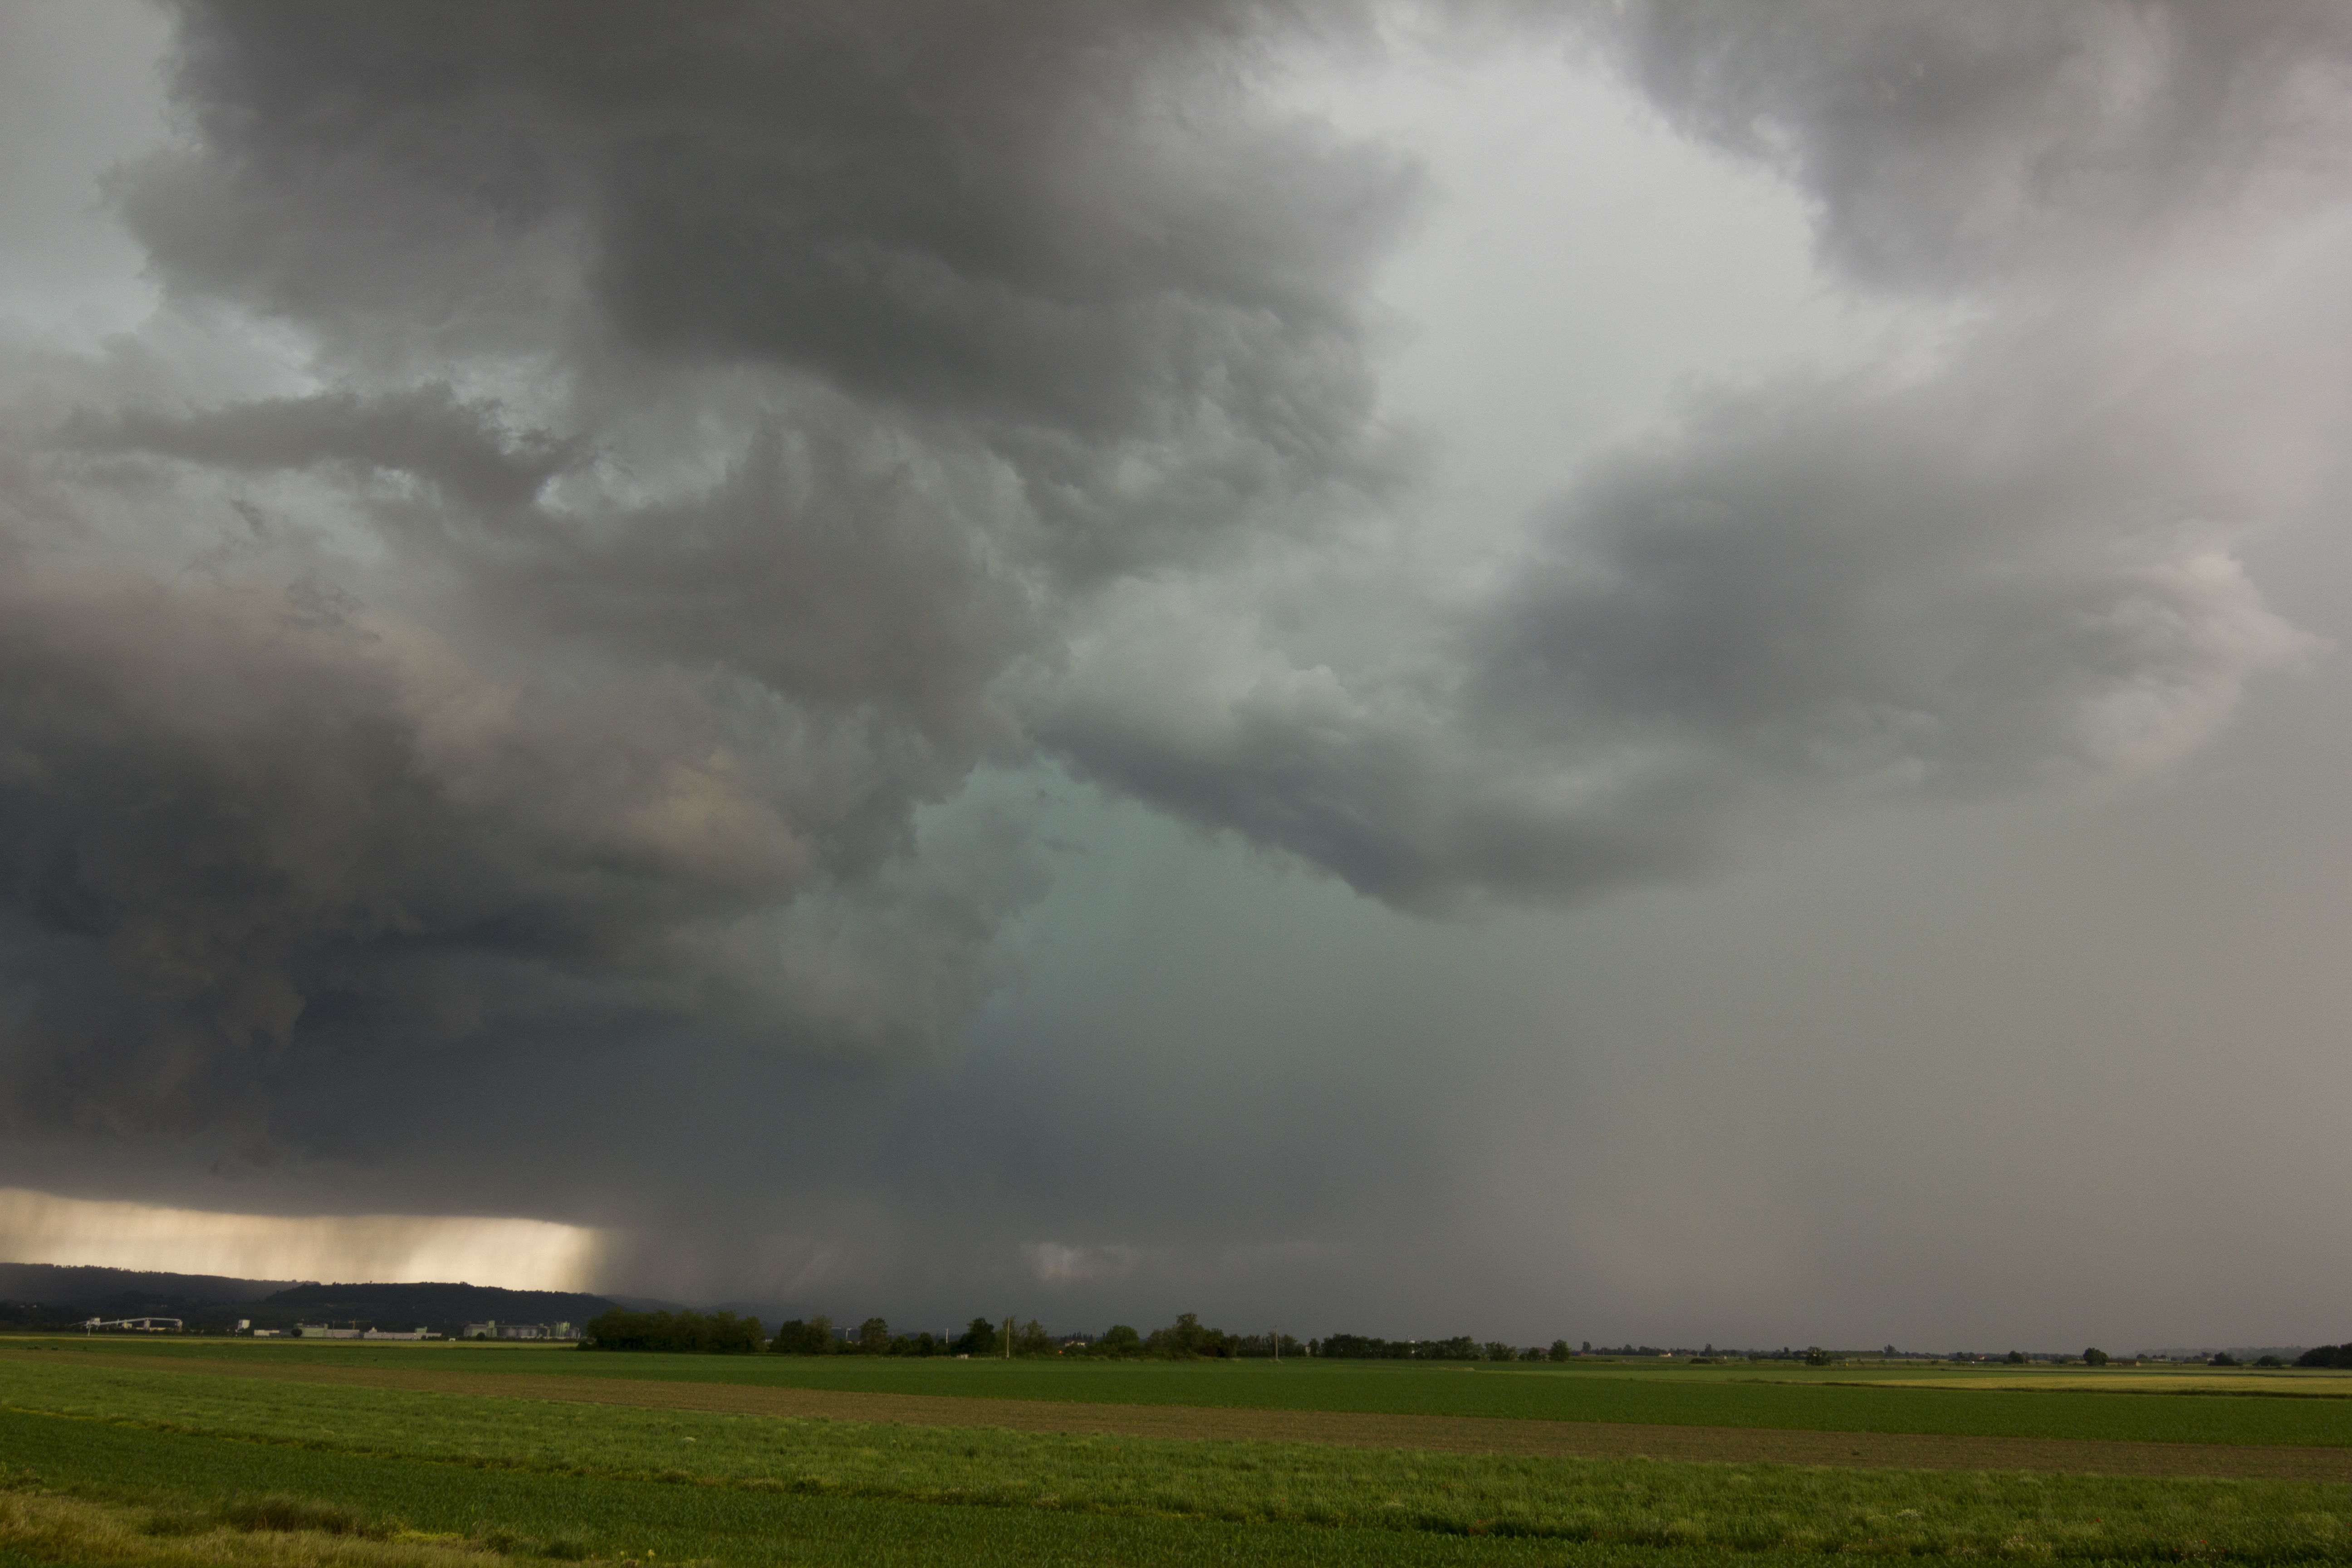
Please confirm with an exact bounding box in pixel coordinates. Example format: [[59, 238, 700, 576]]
[[2, 0, 2350, 1353]]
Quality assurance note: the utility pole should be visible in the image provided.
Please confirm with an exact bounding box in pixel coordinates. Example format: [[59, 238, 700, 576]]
[[1002, 1315, 1013, 1359], [1272, 1328, 1279, 1363]]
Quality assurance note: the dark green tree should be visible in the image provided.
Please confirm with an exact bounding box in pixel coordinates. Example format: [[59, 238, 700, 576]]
[[584, 1308, 761, 1354], [769, 1315, 835, 1354], [2083, 1347, 2110, 1366], [1145, 1312, 1236, 1359]]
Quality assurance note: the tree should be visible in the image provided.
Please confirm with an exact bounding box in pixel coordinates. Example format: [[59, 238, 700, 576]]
[[856, 1316, 890, 1354], [1144, 1312, 1235, 1359], [949, 1318, 995, 1357], [2210, 1352, 2239, 1367], [1804, 1347, 1832, 1367], [2004, 1351, 2027, 1365], [585, 1307, 762, 1354], [1547, 1340, 1570, 1362], [2083, 1348, 2109, 1366], [769, 1319, 815, 1354], [769, 1315, 836, 1355]]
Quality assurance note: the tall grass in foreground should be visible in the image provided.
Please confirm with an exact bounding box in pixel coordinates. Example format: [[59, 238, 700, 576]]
[[0, 1488, 510, 1568], [5, 1365, 2352, 1559]]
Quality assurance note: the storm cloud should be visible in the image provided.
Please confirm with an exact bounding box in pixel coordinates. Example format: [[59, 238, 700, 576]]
[[1, 0, 2347, 1338], [1584, 0, 2352, 290]]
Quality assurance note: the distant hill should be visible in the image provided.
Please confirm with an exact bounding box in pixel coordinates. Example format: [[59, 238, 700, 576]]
[[0, 1263, 616, 1334], [253, 1281, 615, 1332], [0, 1263, 293, 1309]]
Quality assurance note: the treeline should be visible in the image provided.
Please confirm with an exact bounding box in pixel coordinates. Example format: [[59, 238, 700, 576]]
[[763, 1312, 1306, 1359], [769, 1315, 1000, 1357], [583, 1309, 1319, 1359], [1318, 1334, 1573, 1362], [2298, 1343, 2352, 1368], [580, 1308, 764, 1353], [582, 1308, 1629, 1362]]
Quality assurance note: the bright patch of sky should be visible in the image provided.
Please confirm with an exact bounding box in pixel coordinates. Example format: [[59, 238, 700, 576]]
[[0, 1187, 599, 1292]]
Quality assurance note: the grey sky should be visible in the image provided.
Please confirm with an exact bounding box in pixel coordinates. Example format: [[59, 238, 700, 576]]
[[1, 0, 2348, 1352]]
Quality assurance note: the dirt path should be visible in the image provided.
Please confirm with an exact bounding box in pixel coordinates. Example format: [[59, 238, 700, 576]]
[[16, 1350, 2352, 1482]]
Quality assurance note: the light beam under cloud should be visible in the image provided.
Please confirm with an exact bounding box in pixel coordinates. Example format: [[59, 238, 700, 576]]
[[0, 1189, 600, 1292]]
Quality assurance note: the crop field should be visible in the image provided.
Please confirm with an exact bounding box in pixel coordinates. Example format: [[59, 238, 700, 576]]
[[4, 1341, 2352, 1565], [13, 1338, 2352, 1449], [1846, 1377, 2352, 1398]]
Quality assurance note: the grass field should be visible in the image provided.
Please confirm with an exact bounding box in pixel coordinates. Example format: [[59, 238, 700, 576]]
[[6, 1341, 2352, 1564], [11, 1338, 2351, 1449], [2, 1405, 1689, 1568]]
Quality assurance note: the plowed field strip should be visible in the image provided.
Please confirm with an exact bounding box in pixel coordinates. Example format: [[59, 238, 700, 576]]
[[20, 1350, 2352, 1481]]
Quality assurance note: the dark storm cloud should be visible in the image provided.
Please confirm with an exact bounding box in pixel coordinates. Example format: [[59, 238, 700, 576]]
[[0, 558, 1048, 1141], [1580, 0, 2352, 290], [1037, 0, 2341, 910], [1477, 359, 2308, 785], [0, 0, 2339, 1299], [0, 0, 1418, 1138], [64, 387, 581, 511], [1039, 318, 2316, 910], [118, 0, 1412, 542]]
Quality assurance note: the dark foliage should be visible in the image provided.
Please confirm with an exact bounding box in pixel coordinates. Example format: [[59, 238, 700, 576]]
[[1314, 1333, 1484, 1362], [769, 1316, 836, 1354], [0, 1301, 85, 1330], [1142, 1313, 1234, 1359], [1230, 1332, 1305, 1359], [2298, 1343, 2352, 1368], [581, 1307, 762, 1353]]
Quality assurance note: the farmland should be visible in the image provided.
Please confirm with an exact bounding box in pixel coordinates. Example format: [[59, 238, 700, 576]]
[[15, 1337, 2352, 1448], [5, 1339, 2351, 1566]]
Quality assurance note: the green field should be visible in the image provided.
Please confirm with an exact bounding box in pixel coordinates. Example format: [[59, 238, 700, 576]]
[[6, 1341, 2352, 1565], [13, 1338, 2352, 1449], [1, 1405, 1667, 1568]]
